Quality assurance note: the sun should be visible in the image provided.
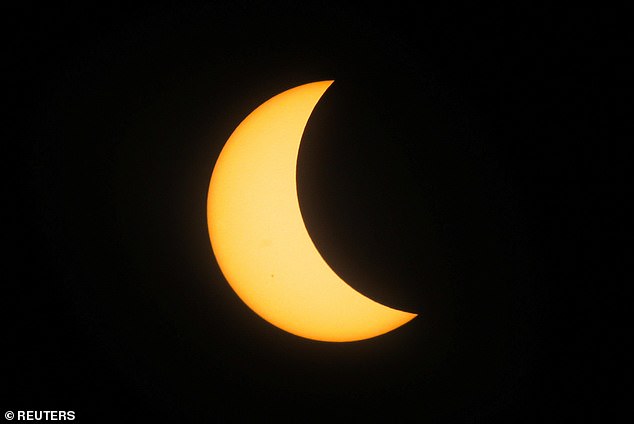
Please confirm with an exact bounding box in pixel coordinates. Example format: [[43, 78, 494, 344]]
[[207, 81, 416, 342]]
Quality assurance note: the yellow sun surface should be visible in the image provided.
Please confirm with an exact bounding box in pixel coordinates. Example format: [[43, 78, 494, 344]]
[[207, 80, 417, 342]]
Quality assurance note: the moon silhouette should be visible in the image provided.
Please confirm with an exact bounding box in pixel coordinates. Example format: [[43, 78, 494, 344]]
[[207, 80, 417, 342]]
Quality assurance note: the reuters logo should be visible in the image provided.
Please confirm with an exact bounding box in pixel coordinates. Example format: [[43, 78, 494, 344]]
[[4, 411, 75, 421]]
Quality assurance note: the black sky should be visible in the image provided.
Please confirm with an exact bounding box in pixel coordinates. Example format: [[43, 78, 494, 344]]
[[7, 3, 625, 422]]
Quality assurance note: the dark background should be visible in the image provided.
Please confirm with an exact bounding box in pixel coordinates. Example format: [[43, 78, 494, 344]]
[[7, 2, 625, 422]]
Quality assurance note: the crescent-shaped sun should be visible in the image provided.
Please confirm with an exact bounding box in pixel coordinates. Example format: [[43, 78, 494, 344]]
[[207, 80, 417, 342]]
